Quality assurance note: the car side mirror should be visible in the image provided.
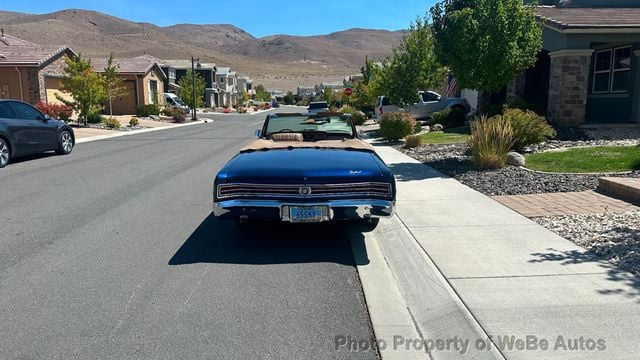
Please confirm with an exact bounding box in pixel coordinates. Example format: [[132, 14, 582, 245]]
[[41, 114, 51, 121], [254, 129, 262, 138]]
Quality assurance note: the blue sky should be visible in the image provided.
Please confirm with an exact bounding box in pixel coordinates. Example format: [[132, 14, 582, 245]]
[[1, 0, 438, 37]]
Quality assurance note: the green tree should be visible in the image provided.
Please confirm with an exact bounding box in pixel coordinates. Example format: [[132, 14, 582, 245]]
[[283, 91, 295, 105], [430, 0, 542, 92], [360, 56, 381, 86], [178, 70, 205, 108], [240, 90, 249, 105], [254, 85, 271, 101], [58, 55, 106, 126], [102, 53, 128, 117], [377, 17, 445, 105], [323, 88, 335, 106]]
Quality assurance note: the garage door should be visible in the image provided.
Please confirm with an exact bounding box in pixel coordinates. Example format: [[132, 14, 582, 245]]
[[45, 77, 73, 105], [111, 80, 137, 115]]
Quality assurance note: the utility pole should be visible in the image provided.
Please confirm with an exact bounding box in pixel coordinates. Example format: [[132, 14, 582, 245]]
[[191, 56, 199, 121]]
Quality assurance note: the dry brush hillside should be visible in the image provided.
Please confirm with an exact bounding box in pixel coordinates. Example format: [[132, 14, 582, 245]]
[[0, 9, 404, 90]]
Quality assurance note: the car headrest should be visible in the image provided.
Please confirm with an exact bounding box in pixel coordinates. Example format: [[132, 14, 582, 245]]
[[269, 133, 304, 142]]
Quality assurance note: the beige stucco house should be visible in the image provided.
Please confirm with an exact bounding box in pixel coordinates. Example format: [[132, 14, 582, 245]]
[[91, 55, 166, 115], [0, 31, 76, 105]]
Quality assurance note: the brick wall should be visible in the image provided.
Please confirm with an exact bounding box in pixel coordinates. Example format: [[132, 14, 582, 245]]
[[547, 52, 591, 127]]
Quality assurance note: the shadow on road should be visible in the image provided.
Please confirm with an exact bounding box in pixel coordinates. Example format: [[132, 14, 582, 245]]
[[169, 213, 371, 266], [7, 152, 57, 165]]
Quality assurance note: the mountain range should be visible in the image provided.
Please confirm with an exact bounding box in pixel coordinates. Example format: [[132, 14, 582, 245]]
[[0, 9, 405, 90]]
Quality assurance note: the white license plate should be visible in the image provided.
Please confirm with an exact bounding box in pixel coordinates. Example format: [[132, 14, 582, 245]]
[[289, 206, 325, 223]]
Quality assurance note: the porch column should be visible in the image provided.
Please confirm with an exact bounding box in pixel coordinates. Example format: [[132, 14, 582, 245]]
[[632, 50, 640, 124], [547, 49, 593, 127]]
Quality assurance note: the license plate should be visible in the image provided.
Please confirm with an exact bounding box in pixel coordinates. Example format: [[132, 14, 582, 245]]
[[289, 206, 325, 223]]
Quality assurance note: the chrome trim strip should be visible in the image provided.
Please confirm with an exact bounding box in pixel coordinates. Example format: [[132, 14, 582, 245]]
[[217, 182, 392, 199], [213, 199, 395, 220]]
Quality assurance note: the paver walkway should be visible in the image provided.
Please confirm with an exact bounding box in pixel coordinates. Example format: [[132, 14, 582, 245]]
[[492, 190, 639, 218]]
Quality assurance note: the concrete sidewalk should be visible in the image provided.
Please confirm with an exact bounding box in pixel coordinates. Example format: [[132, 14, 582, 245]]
[[358, 146, 640, 359]]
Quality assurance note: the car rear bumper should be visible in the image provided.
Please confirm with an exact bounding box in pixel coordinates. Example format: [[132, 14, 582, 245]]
[[213, 199, 394, 222]]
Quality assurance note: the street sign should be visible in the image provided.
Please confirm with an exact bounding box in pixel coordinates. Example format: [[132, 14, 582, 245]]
[[344, 87, 353, 97]]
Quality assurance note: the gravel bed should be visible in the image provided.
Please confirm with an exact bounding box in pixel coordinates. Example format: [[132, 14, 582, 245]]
[[534, 211, 640, 276], [399, 143, 640, 195], [524, 139, 639, 153]]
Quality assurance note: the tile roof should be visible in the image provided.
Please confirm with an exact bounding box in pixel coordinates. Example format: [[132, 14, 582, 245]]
[[0, 33, 74, 66], [536, 6, 640, 30], [0, 45, 72, 66], [161, 59, 216, 70], [0, 34, 37, 47], [91, 56, 166, 78]]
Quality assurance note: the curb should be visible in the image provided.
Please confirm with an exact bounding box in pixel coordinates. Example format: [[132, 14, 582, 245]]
[[75, 120, 209, 144], [358, 215, 505, 360], [348, 224, 426, 360], [518, 166, 635, 176]]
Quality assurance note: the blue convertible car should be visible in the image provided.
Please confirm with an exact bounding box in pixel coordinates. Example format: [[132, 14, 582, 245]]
[[213, 112, 396, 224]]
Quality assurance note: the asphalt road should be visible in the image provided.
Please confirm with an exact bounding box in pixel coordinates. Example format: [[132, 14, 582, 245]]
[[0, 108, 378, 359]]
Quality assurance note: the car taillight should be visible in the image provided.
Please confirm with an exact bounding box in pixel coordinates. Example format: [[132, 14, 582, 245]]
[[379, 106, 383, 115]]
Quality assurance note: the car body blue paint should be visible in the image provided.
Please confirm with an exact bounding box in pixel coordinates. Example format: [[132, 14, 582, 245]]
[[216, 148, 391, 186]]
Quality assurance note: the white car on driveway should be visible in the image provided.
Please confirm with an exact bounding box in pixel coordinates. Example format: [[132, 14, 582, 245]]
[[374, 91, 471, 120]]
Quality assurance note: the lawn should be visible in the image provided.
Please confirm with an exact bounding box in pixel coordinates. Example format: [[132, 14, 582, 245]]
[[419, 126, 470, 144], [525, 146, 640, 173]]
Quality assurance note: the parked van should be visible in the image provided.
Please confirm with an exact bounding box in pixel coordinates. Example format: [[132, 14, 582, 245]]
[[164, 93, 190, 114]]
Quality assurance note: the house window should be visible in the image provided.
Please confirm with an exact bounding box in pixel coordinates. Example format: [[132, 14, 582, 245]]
[[149, 80, 158, 104], [593, 46, 631, 94], [220, 77, 225, 84], [168, 68, 176, 80]]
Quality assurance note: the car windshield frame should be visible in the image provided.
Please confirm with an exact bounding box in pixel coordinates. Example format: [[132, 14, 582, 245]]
[[262, 113, 356, 138]]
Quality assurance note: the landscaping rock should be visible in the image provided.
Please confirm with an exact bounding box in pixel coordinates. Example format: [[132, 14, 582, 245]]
[[432, 124, 444, 131], [506, 152, 526, 167], [398, 143, 640, 196], [534, 211, 640, 276]]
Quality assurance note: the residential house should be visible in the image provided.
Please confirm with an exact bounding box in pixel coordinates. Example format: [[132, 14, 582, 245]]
[[216, 67, 237, 107], [91, 55, 166, 115], [506, 0, 640, 126], [297, 86, 315, 98], [0, 31, 76, 105], [237, 76, 254, 99], [314, 82, 343, 95], [160, 60, 218, 107]]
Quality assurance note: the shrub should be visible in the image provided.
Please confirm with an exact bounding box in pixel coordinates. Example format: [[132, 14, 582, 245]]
[[172, 108, 186, 123], [414, 122, 424, 134], [136, 104, 161, 117], [502, 108, 556, 152], [404, 135, 422, 149], [129, 117, 139, 127], [429, 107, 467, 129], [469, 115, 514, 169], [161, 107, 174, 116], [379, 112, 417, 141], [86, 112, 103, 124], [238, 107, 247, 114], [102, 117, 121, 129], [35, 101, 73, 121], [341, 105, 365, 125]]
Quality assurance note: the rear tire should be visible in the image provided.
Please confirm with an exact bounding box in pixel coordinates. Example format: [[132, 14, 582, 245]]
[[0, 138, 10, 168], [56, 130, 74, 155]]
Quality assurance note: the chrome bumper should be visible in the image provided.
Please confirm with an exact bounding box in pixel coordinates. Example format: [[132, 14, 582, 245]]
[[213, 199, 394, 222]]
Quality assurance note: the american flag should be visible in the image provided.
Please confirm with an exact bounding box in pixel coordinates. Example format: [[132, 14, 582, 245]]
[[446, 73, 458, 98]]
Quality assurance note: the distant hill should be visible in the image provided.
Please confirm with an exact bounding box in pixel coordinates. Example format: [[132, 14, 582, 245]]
[[0, 9, 404, 90]]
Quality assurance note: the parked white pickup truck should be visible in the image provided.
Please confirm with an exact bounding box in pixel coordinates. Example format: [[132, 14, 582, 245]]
[[374, 91, 471, 120]]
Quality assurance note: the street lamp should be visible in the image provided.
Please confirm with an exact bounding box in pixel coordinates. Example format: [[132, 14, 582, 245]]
[[191, 56, 200, 121]]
